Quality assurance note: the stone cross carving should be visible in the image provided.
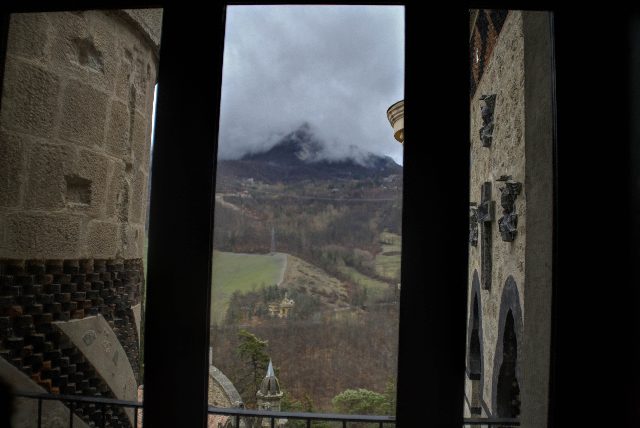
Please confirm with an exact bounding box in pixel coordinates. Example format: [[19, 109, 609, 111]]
[[478, 182, 494, 290], [469, 203, 478, 247], [479, 94, 496, 148], [497, 178, 522, 242]]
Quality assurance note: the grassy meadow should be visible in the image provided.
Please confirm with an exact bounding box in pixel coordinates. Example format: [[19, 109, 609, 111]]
[[210, 251, 287, 324]]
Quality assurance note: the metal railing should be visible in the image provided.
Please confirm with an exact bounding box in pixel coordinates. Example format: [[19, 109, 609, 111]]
[[13, 391, 519, 427], [13, 391, 142, 428], [463, 417, 520, 426]]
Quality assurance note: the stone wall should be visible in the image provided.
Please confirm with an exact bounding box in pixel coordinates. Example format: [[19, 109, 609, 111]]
[[470, 10, 509, 99], [0, 9, 162, 428], [0, 258, 142, 427], [0, 10, 159, 260], [465, 10, 554, 428], [468, 10, 526, 416], [208, 365, 243, 428]]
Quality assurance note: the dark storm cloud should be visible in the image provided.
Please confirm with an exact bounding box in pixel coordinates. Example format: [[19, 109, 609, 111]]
[[217, 5, 405, 164]]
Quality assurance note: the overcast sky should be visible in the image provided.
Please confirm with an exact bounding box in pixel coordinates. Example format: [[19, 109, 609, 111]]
[[217, 5, 405, 165]]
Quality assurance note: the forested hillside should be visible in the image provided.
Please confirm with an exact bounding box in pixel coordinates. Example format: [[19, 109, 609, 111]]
[[209, 126, 403, 413]]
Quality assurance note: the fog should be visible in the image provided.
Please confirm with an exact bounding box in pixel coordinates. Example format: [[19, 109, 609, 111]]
[[217, 5, 405, 165]]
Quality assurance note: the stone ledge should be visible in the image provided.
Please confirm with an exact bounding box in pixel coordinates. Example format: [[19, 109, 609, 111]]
[[110, 9, 163, 59]]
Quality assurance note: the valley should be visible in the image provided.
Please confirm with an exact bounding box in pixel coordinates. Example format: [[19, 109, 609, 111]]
[[206, 124, 403, 412]]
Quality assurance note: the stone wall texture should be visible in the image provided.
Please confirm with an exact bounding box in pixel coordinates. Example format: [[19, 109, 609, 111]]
[[468, 11, 526, 415], [208, 365, 243, 428], [0, 258, 143, 427], [0, 9, 162, 428], [465, 10, 554, 428], [0, 10, 160, 260]]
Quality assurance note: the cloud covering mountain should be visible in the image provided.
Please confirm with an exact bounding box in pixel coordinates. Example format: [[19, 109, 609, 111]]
[[217, 5, 405, 164]]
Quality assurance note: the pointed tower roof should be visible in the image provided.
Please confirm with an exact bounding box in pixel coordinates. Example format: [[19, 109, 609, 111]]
[[257, 359, 282, 398]]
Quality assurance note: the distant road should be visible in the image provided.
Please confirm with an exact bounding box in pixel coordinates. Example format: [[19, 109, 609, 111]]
[[217, 191, 397, 203], [275, 252, 287, 287], [267, 194, 398, 202]]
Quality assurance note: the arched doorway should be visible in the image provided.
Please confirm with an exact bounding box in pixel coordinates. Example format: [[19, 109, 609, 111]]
[[466, 270, 483, 415], [469, 295, 481, 376], [468, 293, 482, 415], [491, 276, 523, 420], [496, 310, 520, 418]]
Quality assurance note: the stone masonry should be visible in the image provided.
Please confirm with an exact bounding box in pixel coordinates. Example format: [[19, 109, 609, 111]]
[[0, 9, 162, 428], [465, 10, 554, 428]]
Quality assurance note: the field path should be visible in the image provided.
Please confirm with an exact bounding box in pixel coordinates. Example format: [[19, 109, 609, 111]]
[[275, 252, 288, 286]]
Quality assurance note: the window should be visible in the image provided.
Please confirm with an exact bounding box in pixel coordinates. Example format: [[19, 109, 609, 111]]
[[208, 6, 404, 424], [5, 3, 637, 428]]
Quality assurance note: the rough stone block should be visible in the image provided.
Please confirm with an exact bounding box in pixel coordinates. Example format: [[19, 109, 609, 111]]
[[67, 149, 110, 217], [122, 9, 163, 48], [59, 79, 108, 148], [85, 273, 100, 282], [105, 160, 128, 221], [24, 142, 76, 210], [115, 45, 153, 111], [129, 170, 147, 224], [86, 221, 118, 259], [131, 111, 149, 167], [37, 294, 54, 304], [47, 11, 118, 91], [15, 275, 34, 287], [106, 100, 132, 159], [0, 131, 27, 208], [61, 282, 77, 293], [0, 59, 60, 138], [27, 304, 43, 315], [35, 274, 53, 285], [25, 260, 45, 274], [7, 13, 50, 60], [43, 302, 61, 314], [23, 284, 42, 296], [54, 293, 71, 303], [79, 260, 94, 274], [121, 225, 144, 259], [45, 283, 61, 294], [45, 260, 64, 275], [94, 259, 107, 273], [3, 213, 81, 259], [114, 51, 134, 102], [63, 261, 79, 276]]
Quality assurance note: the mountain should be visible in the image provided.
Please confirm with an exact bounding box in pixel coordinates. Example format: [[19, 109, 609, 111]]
[[217, 124, 402, 184]]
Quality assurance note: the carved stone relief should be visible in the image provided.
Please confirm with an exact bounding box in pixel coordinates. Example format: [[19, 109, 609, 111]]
[[469, 204, 479, 247], [479, 94, 496, 148], [497, 177, 522, 242]]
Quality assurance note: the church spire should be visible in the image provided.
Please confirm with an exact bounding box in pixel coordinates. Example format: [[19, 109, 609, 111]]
[[257, 358, 284, 422], [266, 359, 275, 378]]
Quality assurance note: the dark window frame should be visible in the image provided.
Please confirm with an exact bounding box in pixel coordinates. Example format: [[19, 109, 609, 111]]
[[0, 2, 483, 426], [5, 2, 639, 428]]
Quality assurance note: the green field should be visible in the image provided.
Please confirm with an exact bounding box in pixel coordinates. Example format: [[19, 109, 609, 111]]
[[337, 264, 391, 304], [375, 232, 402, 281], [210, 251, 287, 325]]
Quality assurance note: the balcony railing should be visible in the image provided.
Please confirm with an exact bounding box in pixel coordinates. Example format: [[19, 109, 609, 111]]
[[12, 391, 519, 427]]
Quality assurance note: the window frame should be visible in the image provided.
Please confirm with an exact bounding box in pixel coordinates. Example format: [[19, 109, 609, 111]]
[[9, 2, 633, 428], [0, 2, 469, 426]]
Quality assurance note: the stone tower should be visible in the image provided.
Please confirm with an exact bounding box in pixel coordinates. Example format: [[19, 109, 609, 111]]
[[0, 9, 162, 428], [256, 360, 286, 427]]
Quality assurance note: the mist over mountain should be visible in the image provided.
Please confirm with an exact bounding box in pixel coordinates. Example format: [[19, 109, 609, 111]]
[[217, 123, 402, 183]]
